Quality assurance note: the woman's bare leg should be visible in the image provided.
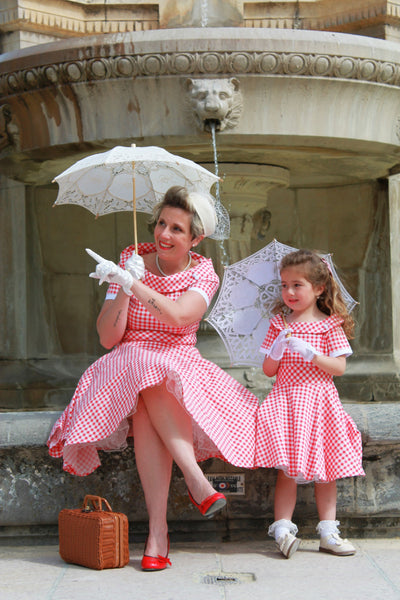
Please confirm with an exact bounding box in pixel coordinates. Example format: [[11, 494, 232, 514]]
[[132, 396, 172, 558], [140, 383, 216, 503]]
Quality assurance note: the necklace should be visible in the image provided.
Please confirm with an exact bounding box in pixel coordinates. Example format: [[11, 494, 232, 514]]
[[156, 253, 191, 277]]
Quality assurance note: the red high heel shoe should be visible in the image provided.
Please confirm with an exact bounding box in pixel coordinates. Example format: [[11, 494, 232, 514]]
[[141, 536, 171, 572], [188, 490, 227, 519]]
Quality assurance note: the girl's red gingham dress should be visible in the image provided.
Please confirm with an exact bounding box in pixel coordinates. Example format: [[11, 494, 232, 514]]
[[48, 243, 259, 476], [254, 314, 365, 483]]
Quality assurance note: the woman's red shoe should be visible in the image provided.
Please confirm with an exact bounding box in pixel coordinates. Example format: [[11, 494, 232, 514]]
[[188, 490, 227, 518], [141, 536, 171, 571]]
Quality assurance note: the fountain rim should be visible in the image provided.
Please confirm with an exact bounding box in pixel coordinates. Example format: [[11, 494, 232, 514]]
[[1, 27, 400, 100], [1, 26, 400, 71]]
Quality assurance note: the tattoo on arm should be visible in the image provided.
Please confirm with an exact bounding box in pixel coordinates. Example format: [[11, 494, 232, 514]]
[[113, 310, 122, 327], [148, 298, 162, 314]]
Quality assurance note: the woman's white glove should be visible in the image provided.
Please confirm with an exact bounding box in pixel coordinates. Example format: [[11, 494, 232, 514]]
[[268, 329, 292, 361], [125, 251, 145, 280], [286, 336, 321, 362], [86, 248, 134, 296]]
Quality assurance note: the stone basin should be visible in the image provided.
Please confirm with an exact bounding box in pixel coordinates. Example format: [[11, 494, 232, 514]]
[[1, 28, 400, 187]]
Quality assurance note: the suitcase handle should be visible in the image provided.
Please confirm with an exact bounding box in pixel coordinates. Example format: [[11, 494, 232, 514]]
[[82, 495, 113, 512]]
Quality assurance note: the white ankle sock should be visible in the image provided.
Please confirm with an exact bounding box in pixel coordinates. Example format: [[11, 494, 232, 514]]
[[316, 520, 340, 538], [268, 519, 298, 541]]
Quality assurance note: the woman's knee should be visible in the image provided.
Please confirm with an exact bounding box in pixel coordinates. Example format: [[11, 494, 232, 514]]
[[140, 382, 168, 402]]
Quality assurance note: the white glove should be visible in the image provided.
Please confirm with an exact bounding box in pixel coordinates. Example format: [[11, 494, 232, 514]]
[[125, 251, 145, 280], [268, 329, 292, 361], [286, 336, 321, 362], [86, 248, 134, 296]]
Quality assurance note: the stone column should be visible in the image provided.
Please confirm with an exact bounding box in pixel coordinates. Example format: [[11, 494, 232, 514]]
[[197, 163, 289, 398], [201, 163, 290, 277], [0, 176, 28, 359], [389, 174, 400, 365]]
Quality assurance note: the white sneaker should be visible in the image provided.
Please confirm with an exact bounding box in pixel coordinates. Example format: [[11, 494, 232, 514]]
[[276, 532, 301, 558], [319, 533, 356, 556]]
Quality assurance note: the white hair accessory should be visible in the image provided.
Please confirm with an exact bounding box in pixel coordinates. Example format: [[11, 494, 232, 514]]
[[187, 191, 230, 240]]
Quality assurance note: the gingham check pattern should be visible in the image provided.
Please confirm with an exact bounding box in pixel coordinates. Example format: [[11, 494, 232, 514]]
[[255, 314, 365, 483], [48, 244, 259, 476]]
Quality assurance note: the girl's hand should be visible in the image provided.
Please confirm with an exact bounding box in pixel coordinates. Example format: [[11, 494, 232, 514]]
[[286, 336, 321, 362], [268, 329, 292, 361]]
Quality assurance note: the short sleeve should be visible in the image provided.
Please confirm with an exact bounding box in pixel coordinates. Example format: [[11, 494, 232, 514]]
[[260, 322, 280, 356], [188, 277, 219, 308], [326, 325, 353, 357]]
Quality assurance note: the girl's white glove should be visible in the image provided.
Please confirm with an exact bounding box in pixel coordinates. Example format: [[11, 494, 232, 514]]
[[286, 336, 321, 362], [268, 329, 292, 361], [125, 251, 145, 280], [86, 248, 134, 296]]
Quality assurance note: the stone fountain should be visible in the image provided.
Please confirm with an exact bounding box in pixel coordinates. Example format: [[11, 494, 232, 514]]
[[1, 5, 400, 539]]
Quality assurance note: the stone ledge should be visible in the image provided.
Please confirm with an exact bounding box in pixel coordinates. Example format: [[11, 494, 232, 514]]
[[1, 403, 400, 449], [0, 411, 60, 448], [1, 407, 399, 537]]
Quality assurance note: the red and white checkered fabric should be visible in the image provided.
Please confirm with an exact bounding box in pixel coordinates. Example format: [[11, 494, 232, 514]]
[[255, 314, 365, 483], [48, 244, 259, 476]]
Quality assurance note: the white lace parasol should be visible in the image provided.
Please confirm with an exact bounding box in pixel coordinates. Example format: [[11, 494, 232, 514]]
[[53, 145, 230, 241], [207, 239, 357, 367]]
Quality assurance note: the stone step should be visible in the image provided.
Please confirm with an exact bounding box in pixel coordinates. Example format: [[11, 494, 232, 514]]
[[1, 404, 399, 540]]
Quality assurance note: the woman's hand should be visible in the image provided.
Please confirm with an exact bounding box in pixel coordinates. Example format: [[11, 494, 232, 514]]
[[87, 248, 134, 296], [125, 252, 145, 280]]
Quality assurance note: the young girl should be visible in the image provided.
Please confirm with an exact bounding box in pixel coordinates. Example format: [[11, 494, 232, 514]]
[[255, 249, 365, 559]]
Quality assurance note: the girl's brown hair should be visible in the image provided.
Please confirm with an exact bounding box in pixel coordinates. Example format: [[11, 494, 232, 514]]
[[273, 249, 355, 339]]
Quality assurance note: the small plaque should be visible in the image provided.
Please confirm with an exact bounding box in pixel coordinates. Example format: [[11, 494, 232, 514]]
[[207, 473, 245, 495]]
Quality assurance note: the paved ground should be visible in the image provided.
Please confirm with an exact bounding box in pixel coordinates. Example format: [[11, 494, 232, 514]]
[[1, 538, 400, 600]]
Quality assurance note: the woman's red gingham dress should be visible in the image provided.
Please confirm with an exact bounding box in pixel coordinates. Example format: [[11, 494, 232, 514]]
[[48, 243, 259, 476], [254, 314, 365, 483]]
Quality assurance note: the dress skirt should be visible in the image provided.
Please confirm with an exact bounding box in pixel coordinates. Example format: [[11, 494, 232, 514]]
[[48, 341, 259, 476]]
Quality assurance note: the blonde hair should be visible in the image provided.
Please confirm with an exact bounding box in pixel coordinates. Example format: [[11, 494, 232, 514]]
[[273, 249, 354, 339], [149, 186, 204, 239]]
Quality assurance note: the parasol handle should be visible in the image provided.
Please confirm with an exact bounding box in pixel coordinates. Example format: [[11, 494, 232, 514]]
[[281, 313, 292, 338], [131, 143, 138, 254], [132, 166, 138, 254]]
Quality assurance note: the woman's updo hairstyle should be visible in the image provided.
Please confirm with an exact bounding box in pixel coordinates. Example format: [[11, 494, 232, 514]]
[[149, 186, 206, 239]]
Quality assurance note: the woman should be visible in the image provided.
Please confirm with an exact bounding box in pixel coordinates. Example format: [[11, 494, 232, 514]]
[[48, 186, 259, 571]]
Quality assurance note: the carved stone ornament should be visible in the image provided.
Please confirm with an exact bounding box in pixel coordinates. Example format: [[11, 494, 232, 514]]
[[185, 77, 243, 131], [2, 50, 400, 97], [0, 104, 20, 153]]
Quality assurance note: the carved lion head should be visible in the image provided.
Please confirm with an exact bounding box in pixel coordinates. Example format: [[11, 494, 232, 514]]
[[185, 77, 243, 132]]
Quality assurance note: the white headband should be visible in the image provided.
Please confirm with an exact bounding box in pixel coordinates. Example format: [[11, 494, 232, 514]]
[[187, 191, 217, 238]]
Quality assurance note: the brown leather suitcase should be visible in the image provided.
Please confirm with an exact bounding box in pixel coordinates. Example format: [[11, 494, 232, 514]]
[[58, 495, 130, 570]]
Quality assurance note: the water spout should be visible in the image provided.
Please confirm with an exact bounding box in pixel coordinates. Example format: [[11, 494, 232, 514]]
[[209, 120, 230, 266], [201, 0, 208, 27], [204, 118, 221, 133], [210, 121, 220, 200]]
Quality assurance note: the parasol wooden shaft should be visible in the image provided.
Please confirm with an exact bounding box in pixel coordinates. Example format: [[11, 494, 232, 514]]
[[281, 312, 292, 338], [132, 161, 138, 254]]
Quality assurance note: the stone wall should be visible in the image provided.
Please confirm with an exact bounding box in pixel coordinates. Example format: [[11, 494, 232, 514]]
[[1, 404, 399, 542], [2, 1, 400, 54], [0, 178, 394, 410]]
